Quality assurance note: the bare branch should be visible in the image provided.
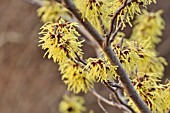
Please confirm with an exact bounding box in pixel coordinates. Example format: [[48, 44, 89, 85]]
[[91, 90, 132, 113], [97, 16, 108, 37], [110, 12, 127, 43], [24, 0, 43, 6], [107, 80, 124, 90], [75, 52, 87, 65], [106, 0, 128, 45], [97, 99, 109, 113], [104, 81, 136, 113]]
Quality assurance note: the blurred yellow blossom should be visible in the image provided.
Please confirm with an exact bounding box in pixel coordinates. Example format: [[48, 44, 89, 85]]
[[59, 95, 86, 113], [37, 0, 70, 23], [85, 58, 117, 82], [130, 10, 165, 48]]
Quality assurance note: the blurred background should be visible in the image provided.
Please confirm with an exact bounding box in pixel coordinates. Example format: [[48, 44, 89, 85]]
[[0, 0, 169, 113]]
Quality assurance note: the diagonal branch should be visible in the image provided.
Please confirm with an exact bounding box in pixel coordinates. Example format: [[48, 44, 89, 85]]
[[106, 0, 135, 45], [97, 99, 109, 113], [91, 89, 132, 113], [110, 12, 127, 43], [97, 16, 108, 37], [107, 80, 124, 90], [104, 81, 136, 113], [106, 0, 128, 45], [63, 0, 151, 113], [102, 45, 151, 113], [75, 52, 87, 65]]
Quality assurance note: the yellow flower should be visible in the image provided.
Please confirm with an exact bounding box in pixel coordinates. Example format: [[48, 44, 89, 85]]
[[37, 0, 70, 23], [128, 73, 170, 113], [39, 18, 84, 63], [110, 34, 167, 77], [85, 58, 117, 82], [130, 10, 164, 48], [110, 35, 139, 75], [59, 95, 86, 113], [59, 59, 94, 94], [126, 39, 167, 77], [74, 0, 111, 34], [109, 0, 156, 29]]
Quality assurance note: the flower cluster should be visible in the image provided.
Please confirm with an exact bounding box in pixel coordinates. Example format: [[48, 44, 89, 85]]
[[74, 0, 157, 33], [37, 0, 70, 22], [74, 0, 111, 34], [59, 59, 94, 94], [130, 10, 165, 48], [39, 18, 83, 63], [59, 57, 118, 93], [111, 42, 138, 75], [59, 95, 86, 113], [110, 32, 167, 78], [85, 58, 118, 82], [129, 10, 166, 77], [39, 18, 95, 94], [128, 73, 170, 113], [129, 40, 166, 77], [109, 0, 156, 29], [108, 0, 139, 28]]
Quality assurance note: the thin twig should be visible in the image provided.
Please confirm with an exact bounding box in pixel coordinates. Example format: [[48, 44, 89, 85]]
[[104, 81, 136, 113], [97, 99, 109, 113], [109, 21, 123, 43], [106, 0, 128, 45], [63, 0, 151, 113], [91, 90, 132, 113], [110, 12, 127, 43], [24, 0, 43, 6], [25, 0, 62, 6], [75, 52, 87, 65], [107, 80, 124, 90], [106, 0, 135, 45], [98, 16, 108, 37]]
